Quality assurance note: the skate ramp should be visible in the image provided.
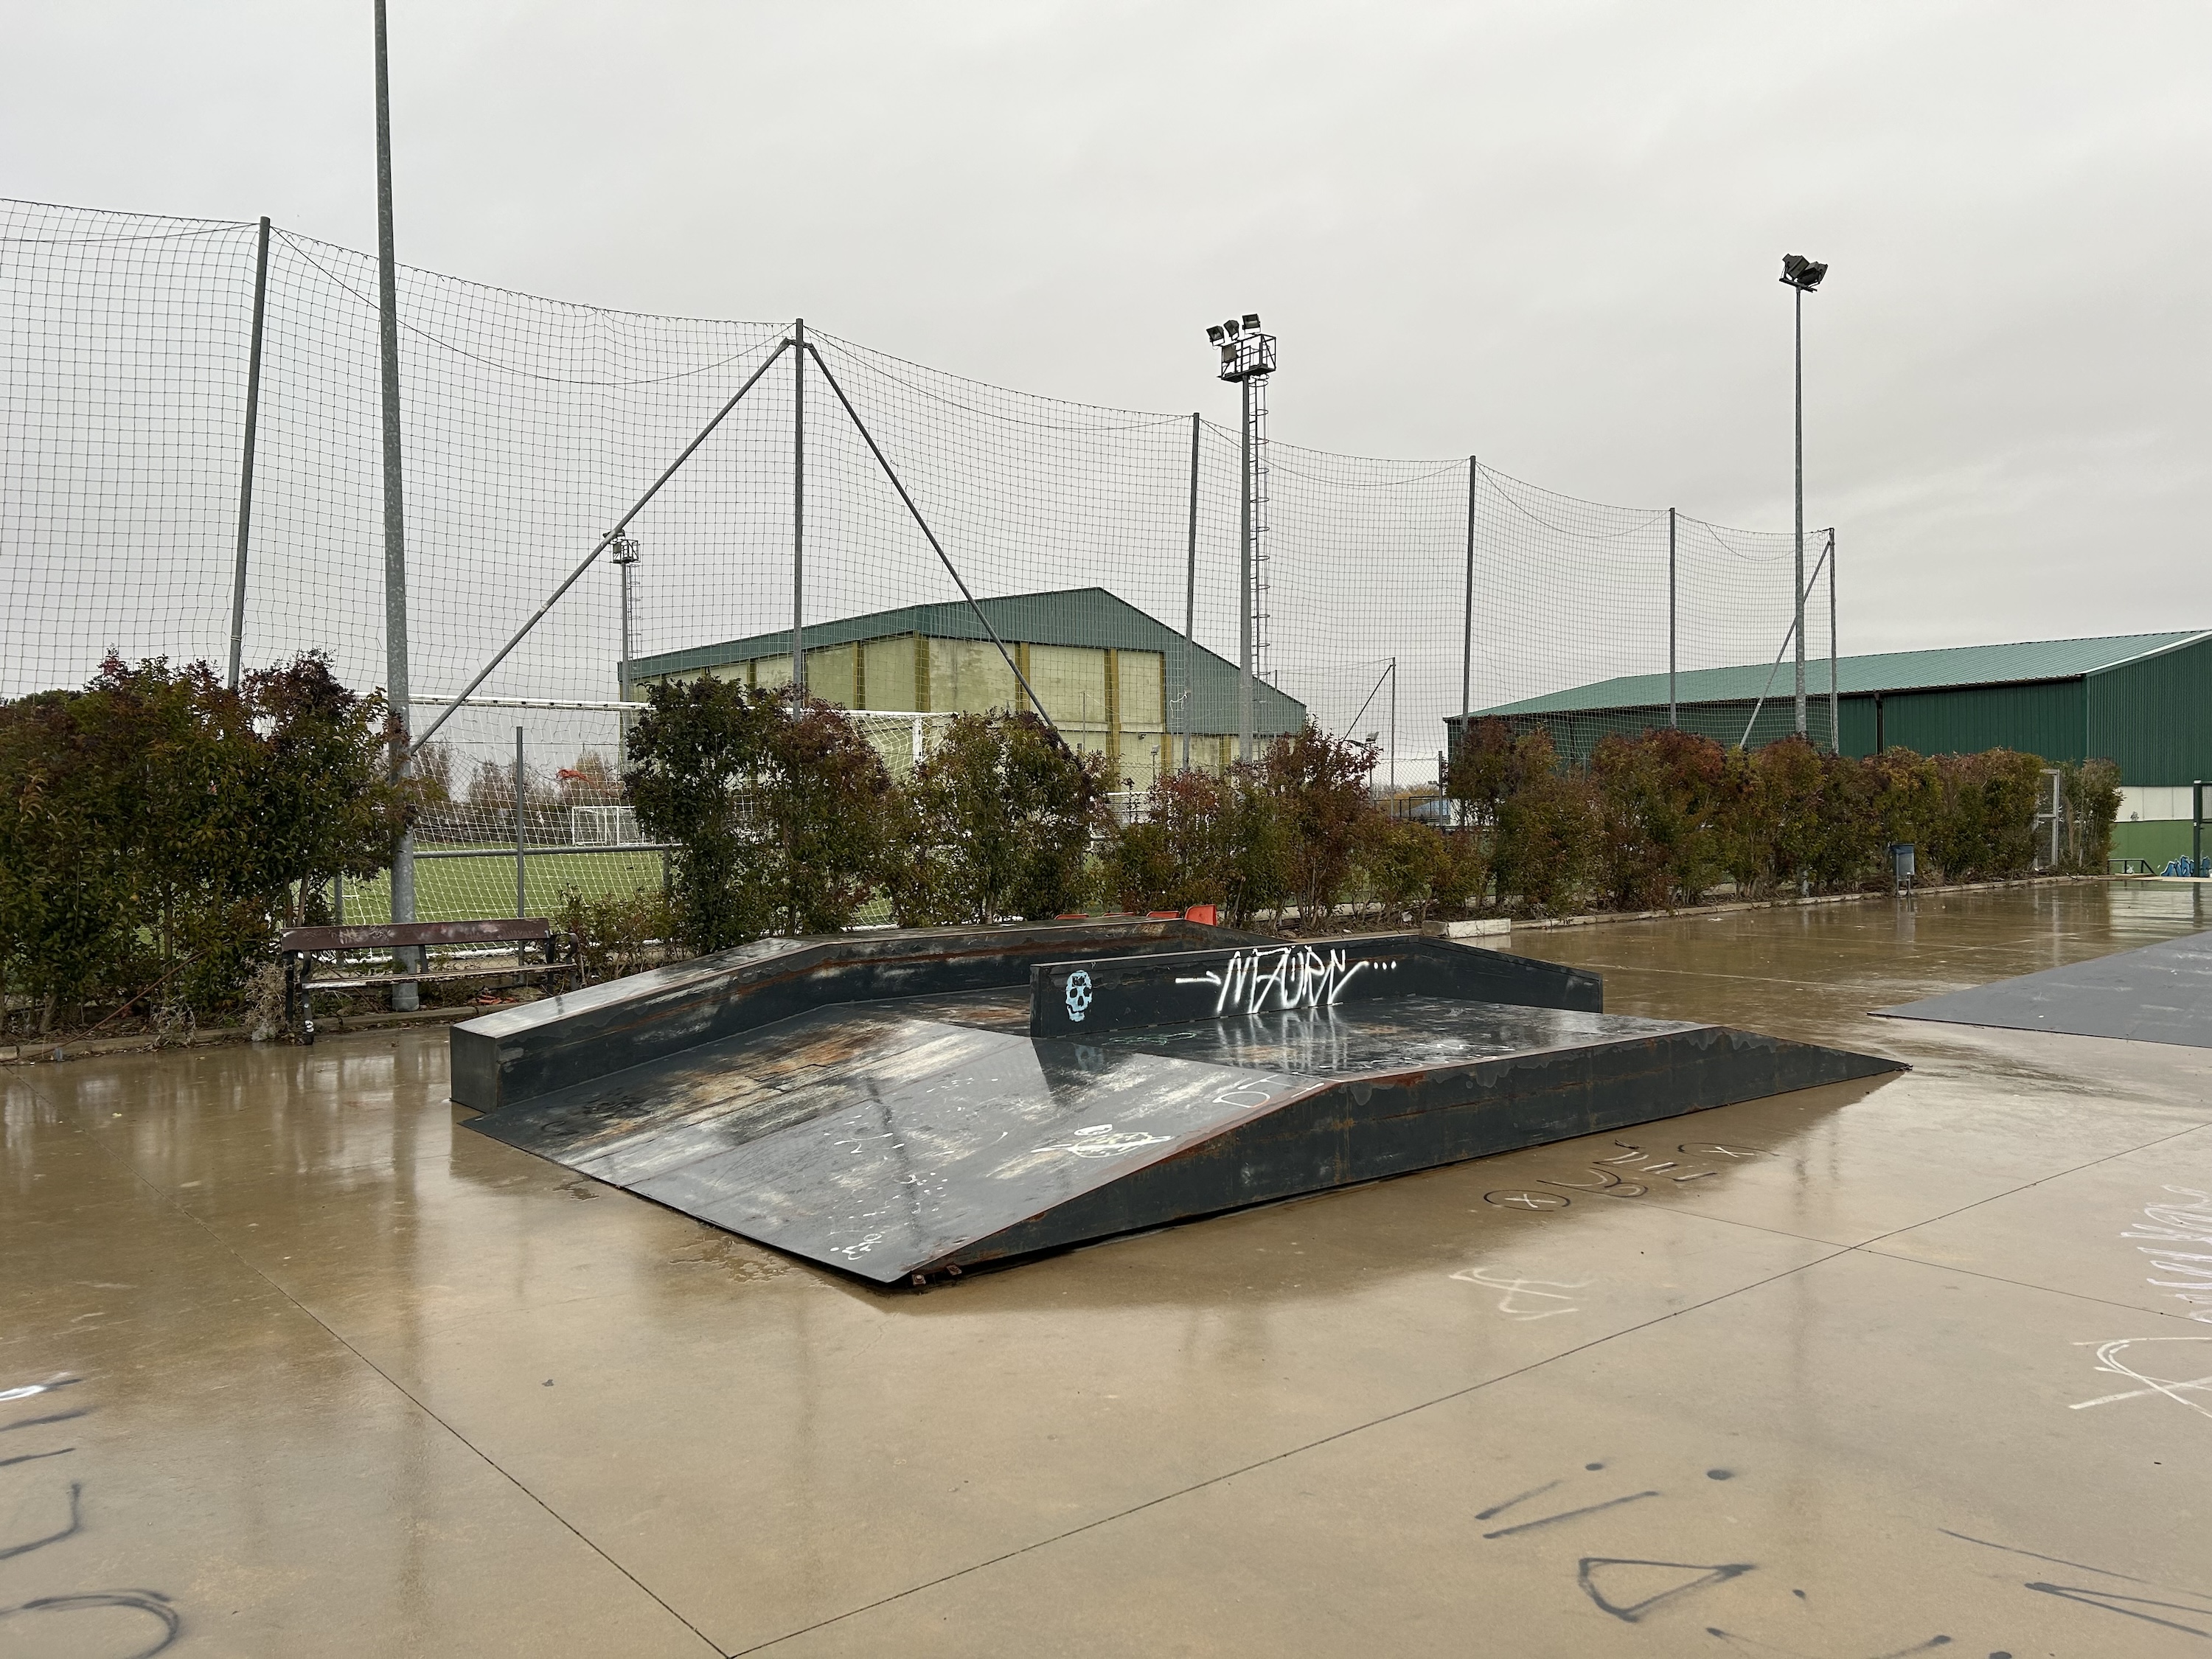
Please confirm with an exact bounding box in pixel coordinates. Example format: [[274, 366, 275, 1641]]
[[458, 925, 1900, 1283]]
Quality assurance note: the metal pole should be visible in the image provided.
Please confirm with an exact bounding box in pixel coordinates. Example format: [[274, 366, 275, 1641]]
[[1238, 375, 1253, 765], [1667, 507, 1677, 728], [791, 318, 807, 695], [226, 215, 271, 692], [514, 726, 526, 919], [1461, 455, 1476, 726], [374, 0, 417, 1006], [1388, 657, 1397, 799], [1183, 412, 1198, 773], [617, 549, 633, 767], [1827, 529, 1839, 752], [1792, 284, 1806, 738]]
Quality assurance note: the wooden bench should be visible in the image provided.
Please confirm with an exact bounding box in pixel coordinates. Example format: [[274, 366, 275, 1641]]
[[278, 919, 570, 1043]]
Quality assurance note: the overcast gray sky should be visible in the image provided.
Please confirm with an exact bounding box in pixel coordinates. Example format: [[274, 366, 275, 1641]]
[[8, 0, 2208, 656]]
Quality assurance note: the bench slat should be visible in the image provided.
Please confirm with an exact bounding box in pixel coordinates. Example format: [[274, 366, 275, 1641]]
[[281, 919, 551, 952]]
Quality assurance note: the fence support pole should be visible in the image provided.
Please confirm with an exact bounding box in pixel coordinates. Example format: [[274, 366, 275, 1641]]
[[514, 726, 526, 919], [226, 215, 271, 692], [1461, 456, 1477, 736], [373, 0, 419, 1006], [1667, 507, 1677, 729], [1827, 529, 1839, 752], [791, 318, 807, 694], [1183, 412, 1198, 773]]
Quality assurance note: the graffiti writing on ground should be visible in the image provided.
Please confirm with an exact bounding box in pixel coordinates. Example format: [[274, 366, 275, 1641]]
[[0, 1374, 180, 1656], [1175, 946, 1396, 1016], [1481, 1140, 1767, 1211], [2122, 1186, 2212, 1324], [1942, 1527, 2212, 1644], [1451, 1274, 1593, 1327], [1449, 1265, 1590, 1321], [1477, 1458, 1968, 1652], [2068, 1335, 2212, 1422]]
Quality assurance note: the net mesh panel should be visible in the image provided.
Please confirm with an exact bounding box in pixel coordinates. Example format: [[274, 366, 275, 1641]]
[[3, 196, 1832, 918]]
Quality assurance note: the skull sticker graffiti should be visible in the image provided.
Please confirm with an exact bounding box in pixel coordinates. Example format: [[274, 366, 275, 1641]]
[[1064, 969, 1094, 1023]]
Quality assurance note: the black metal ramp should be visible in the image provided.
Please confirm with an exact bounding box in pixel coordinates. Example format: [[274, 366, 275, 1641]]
[[1874, 928, 2212, 1048], [457, 924, 1901, 1284]]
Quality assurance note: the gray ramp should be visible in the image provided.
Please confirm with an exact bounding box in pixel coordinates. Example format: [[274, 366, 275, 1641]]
[[1875, 928, 2212, 1046]]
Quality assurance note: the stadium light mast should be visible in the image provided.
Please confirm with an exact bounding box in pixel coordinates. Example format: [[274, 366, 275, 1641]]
[[1780, 254, 1827, 741], [1206, 313, 1276, 764]]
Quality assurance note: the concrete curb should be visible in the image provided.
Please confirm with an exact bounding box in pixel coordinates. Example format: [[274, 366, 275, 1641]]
[[3, 1001, 482, 1065]]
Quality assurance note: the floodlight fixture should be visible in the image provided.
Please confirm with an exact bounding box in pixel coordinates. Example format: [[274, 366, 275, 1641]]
[[1780, 254, 1828, 292], [1241, 312, 1262, 330], [610, 532, 640, 566], [1224, 317, 1242, 337], [1206, 324, 1226, 344]]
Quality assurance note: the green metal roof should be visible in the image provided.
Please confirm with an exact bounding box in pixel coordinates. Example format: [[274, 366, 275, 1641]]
[[626, 586, 1309, 732], [1464, 630, 2212, 719]]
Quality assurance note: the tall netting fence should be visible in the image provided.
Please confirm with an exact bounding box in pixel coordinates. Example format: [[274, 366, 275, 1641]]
[[3, 196, 1833, 919]]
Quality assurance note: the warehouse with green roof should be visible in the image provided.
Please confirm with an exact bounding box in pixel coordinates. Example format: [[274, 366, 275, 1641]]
[[624, 587, 1308, 791], [1447, 630, 2212, 867]]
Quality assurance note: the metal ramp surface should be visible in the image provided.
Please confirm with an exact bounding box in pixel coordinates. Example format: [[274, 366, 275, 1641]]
[[456, 922, 1902, 1284], [1875, 928, 2212, 1048]]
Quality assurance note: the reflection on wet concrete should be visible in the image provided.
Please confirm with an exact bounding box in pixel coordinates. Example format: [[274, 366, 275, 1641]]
[[3, 883, 2211, 1654]]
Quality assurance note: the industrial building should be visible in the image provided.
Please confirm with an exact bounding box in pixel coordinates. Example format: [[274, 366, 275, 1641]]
[[1448, 630, 2212, 866], [623, 587, 1308, 790]]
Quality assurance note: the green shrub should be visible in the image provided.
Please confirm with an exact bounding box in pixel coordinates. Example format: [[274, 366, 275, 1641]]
[[1255, 725, 1380, 925], [2060, 758, 2122, 872], [883, 712, 1110, 925], [1591, 728, 1729, 909], [624, 680, 893, 950], [555, 885, 678, 984], [1356, 816, 1445, 923], [0, 652, 411, 1028], [1927, 748, 2043, 881], [1427, 827, 1492, 915]]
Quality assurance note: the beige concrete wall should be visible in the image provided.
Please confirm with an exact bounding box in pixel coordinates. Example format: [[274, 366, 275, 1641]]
[[928, 636, 1021, 714], [1117, 650, 1165, 729], [861, 635, 918, 711], [1028, 644, 1109, 728], [804, 643, 857, 707]]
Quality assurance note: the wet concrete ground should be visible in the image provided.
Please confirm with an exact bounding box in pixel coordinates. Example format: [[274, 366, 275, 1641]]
[[4, 881, 2209, 1658]]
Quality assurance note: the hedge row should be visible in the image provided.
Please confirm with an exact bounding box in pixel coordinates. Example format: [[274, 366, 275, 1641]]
[[0, 663, 2126, 1032], [0, 655, 413, 1030], [630, 684, 2121, 953]]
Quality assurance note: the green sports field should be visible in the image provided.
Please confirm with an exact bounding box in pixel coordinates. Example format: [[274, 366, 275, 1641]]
[[333, 846, 667, 925]]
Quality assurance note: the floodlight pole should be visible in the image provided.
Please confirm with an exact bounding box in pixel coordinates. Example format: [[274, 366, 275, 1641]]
[[1792, 281, 1806, 739], [1238, 373, 1253, 765], [1183, 411, 1198, 773], [1209, 319, 1274, 765], [373, 0, 418, 1004], [792, 318, 806, 694], [226, 215, 271, 692]]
